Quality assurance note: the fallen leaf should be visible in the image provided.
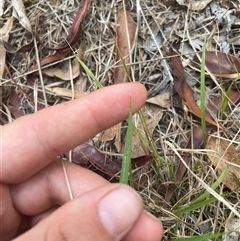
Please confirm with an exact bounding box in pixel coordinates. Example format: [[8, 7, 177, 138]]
[[101, 9, 136, 151], [114, 9, 136, 84], [12, 0, 32, 32], [191, 51, 240, 79], [42, 42, 86, 80], [132, 155, 152, 169], [146, 92, 170, 108], [49, 87, 86, 99], [169, 45, 224, 130], [66, 143, 152, 178], [0, 17, 13, 115], [176, 0, 212, 10], [67, 143, 121, 176], [101, 123, 122, 152], [206, 137, 240, 192]]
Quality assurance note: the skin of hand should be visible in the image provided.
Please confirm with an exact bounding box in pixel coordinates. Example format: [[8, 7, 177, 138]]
[[1, 83, 163, 241]]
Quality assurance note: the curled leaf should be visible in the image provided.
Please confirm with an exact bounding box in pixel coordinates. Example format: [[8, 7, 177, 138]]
[[66, 143, 152, 178], [44, 0, 91, 51], [28, 0, 91, 81], [68, 143, 121, 175]]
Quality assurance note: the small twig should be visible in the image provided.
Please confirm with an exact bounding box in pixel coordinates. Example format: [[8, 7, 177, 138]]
[[33, 37, 48, 108], [61, 160, 73, 200]]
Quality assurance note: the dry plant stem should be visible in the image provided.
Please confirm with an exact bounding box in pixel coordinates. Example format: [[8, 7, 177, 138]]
[[45, 1, 69, 35], [33, 37, 48, 108], [68, 59, 74, 100], [61, 160, 73, 200], [166, 140, 240, 219], [164, 90, 240, 206]]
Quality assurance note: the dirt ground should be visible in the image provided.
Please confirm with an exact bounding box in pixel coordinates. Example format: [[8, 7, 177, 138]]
[[1, 0, 240, 240]]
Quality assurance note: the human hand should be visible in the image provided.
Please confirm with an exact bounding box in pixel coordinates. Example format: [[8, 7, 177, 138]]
[[1, 83, 163, 241]]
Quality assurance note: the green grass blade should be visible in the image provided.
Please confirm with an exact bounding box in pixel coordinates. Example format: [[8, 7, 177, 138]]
[[77, 58, 103, 89], [192, 166, 228, 204], [116, 44, 132, 81], [200, 36, 207, 142], [173, 196, 217, 215], [174, 167, 229, 215], [120, 102, 134, 186], [170, 233, 222, 241]]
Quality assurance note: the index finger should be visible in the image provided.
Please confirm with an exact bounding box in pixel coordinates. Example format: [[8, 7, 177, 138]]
[[1, 83, 147, 183]]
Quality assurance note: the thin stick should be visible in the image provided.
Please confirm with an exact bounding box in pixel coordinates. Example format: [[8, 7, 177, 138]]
[[61, 160, 73, 200]]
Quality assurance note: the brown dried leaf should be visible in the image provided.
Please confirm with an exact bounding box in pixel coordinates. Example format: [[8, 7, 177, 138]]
[[206, 137, 240, 192], [12, 0, 32, 32], [132, 155, 152, 169], [146, 92, 170, 108], [191, 51, 240, 78], [169, 46, 224, 130], [101, 10, 136, 150], [0, 39, 34, 53], [68, 143, 121, 176], [49, 87, 86, 99], [114, 9, 136, 84], [42, 42, 86, 81], [67, 143, 152, 179], [101, 123, 122, 152]]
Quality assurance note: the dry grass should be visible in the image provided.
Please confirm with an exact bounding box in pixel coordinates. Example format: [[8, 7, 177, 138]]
[[1, 0, 240, 240]]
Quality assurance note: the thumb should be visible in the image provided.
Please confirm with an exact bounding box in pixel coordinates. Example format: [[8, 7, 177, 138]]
[[14, 184, 143, 241]]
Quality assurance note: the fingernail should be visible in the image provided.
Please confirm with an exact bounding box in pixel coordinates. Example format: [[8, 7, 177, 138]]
[[98, 186, 142, 240]]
